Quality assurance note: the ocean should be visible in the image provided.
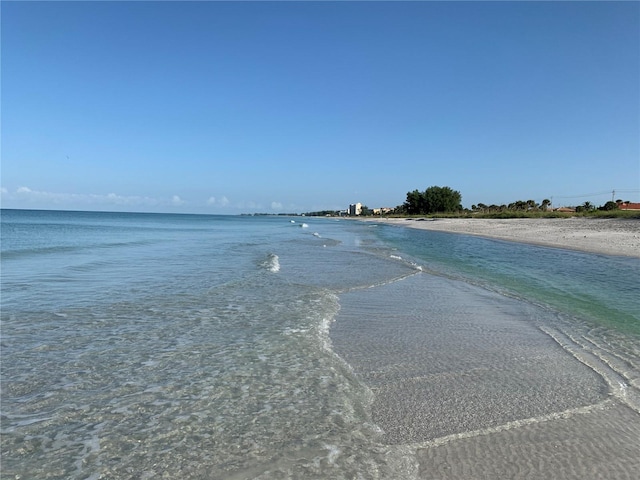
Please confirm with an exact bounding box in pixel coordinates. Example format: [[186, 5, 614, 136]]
[[1, 209, 639, 479]]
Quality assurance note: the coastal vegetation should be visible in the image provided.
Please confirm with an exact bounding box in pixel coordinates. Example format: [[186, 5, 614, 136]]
[[303, 186, 640, 219], [400, 186, 462, 215]]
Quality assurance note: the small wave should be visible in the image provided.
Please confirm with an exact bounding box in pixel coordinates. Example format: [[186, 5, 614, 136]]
[[2, 239, 160, 260], [1, 245, 80, 259], [389, 253, 423, 271], [261, 253, 280, 273]]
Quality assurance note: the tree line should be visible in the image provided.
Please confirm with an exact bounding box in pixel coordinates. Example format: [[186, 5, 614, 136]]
[[357, 187, 628, 216], [303, 186, 631, 217], [333, 186, 463, 217], [397, 186, 462, 215]]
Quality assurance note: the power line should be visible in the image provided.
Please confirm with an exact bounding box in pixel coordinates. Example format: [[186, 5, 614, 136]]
[[553, 190, 614, 199], [553, 189, 639, 199]]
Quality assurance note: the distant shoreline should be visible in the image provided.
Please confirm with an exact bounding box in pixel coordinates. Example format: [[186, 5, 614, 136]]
[[358, 216, 640, 258]]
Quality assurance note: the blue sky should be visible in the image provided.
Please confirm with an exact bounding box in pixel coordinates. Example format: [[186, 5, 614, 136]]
[[2, 1, 638, 213]]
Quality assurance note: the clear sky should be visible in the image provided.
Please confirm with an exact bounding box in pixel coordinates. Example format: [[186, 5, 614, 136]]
[[2, 1, 639, 214]]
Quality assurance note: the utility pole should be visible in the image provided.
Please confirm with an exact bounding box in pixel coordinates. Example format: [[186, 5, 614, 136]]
[[612, 190, 615, 202]]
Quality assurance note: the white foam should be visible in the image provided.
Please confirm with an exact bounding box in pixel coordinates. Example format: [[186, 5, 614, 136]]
[[261, 253, 280, 273], [324, 444, 342, 465]]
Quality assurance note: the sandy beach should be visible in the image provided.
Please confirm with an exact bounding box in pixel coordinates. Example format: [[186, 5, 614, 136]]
[[362, 217, 640, 258]]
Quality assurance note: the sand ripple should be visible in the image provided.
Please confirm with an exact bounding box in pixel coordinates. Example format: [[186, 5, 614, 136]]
[[332, 272, 640, 479]]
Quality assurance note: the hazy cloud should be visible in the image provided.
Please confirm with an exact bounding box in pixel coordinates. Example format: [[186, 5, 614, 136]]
[[206, 195, 230, 207], [2, 186, 279, 213], [170, 195, 185, 206], [2, 186, 183, 209]]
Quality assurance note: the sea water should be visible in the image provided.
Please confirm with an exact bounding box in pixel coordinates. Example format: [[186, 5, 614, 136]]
[[1, 210, 638, 479]]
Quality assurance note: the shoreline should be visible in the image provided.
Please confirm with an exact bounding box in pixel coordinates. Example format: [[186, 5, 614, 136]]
[[333, 217, 640, 478], [358, 217, 640, 258]]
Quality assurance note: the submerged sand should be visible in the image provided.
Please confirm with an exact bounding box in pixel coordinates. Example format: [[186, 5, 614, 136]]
[[363, 217, 640, 258], [333, 272, 640, 479], [333, 216, 640, 478]]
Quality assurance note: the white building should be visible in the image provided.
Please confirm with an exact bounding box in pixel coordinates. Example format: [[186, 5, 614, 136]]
[[348, 203, 362, 215]]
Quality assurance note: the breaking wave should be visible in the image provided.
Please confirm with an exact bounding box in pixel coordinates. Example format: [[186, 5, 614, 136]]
[[261, 253, 280, 273]]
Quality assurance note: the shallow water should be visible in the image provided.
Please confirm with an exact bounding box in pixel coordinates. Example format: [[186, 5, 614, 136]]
[[333, 274, 609, 443], [1, 210, 639, 479]]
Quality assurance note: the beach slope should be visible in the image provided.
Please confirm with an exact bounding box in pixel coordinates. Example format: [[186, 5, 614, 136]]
[[364, 217, 640, 258]]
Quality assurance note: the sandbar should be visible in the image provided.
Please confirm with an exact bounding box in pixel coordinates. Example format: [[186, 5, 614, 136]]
[[362, 217, 640, 258]]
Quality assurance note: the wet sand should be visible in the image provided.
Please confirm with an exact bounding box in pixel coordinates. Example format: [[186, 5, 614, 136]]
[[363, 217, 640, 258]]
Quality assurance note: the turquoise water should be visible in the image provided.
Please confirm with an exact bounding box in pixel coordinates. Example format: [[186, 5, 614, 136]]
[[1, 210, 638, 479], [374, 224, 640, 335]]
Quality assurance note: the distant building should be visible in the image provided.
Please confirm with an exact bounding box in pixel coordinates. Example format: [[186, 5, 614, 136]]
[[373, 207, 394, 215], [348, 203, 362, 215]]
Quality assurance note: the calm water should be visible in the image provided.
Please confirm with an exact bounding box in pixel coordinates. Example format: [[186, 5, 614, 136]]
[[1, 210, 638, 479]]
